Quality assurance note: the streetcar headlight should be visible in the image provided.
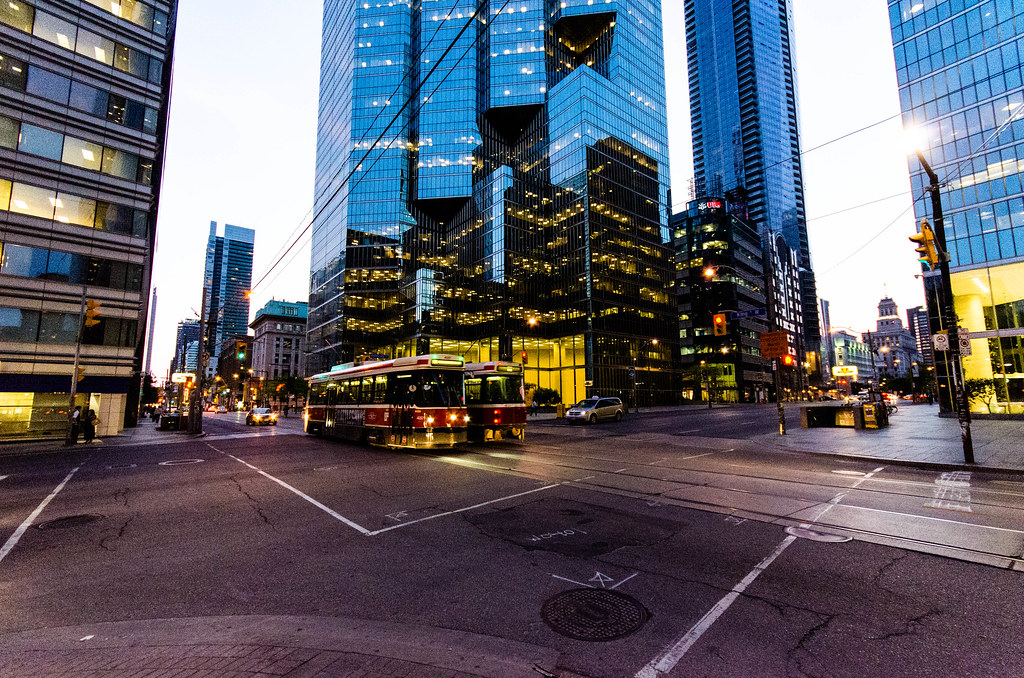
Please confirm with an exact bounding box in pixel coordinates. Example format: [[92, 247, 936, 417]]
[[449, 413, 458, 421], [426, 416, 435, 425], [463, 415, 470, 423]]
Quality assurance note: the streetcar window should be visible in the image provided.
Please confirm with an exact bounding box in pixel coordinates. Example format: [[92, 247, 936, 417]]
[[325, 383, 338, 406], [465, 377, 482, 404], [361, 377, 373, 404], [485, 375, 524, 404], [308, 382, 327, 405], [432, 370, 465, 407], [373, 375, 387, 403]]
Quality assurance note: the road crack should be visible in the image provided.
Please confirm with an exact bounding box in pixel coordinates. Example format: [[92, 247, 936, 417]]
[[232, 476, 277, 530], [99, 516, 134, 552], [866, 607, 943, 641], [787, 612, 838, 678], [113, 487, 131, 508]]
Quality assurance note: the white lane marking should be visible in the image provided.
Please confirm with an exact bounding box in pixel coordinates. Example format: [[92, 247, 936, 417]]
[[635, 535, 798, 678], [0, 475, 9, 482], [635, 465, 888, 677], [679, 452, 715, 461], [369, 484, 560, 536], [610, 572, 639, 590], [79, 635, 94, 641], [614, 468, 630, 473], [925, 471, 972, 512], [211, 445, 373, 536], [0, 466, 81, 565], [158, 459, 204, 466], [675, 429, 704, 434]]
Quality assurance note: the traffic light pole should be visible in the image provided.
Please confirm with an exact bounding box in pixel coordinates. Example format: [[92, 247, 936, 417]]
[[64, 290, 88, 446], [187, 293, 207, 434], [916, 152, 973, 464]]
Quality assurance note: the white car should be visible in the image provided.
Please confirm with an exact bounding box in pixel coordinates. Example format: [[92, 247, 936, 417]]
[[565, 397, 625, 424]]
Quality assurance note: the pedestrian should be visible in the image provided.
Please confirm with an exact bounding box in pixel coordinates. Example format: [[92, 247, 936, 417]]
[[531, 400, 538, 416], [70, 406, 81, 443], [82, 408, 98, 443], [283, 404, 290, 418]]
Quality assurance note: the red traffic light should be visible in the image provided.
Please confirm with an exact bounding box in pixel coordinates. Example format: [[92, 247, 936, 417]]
[[520, 351, 528, 365], [712, 313, 727, 336], [782, 355, 795, 366]]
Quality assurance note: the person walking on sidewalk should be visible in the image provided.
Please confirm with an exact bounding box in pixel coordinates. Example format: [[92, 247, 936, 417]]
[[82, 409, 98, 443], [70, 406, 81, 444]]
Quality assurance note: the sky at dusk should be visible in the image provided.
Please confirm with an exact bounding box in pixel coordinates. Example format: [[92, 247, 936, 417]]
[[148, 1, 925, 379]]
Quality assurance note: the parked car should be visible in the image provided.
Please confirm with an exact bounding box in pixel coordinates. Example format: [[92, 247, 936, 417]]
[[246, 407, 277, 426], [216, 405, 228, 413], [564, 397, 624, 424]]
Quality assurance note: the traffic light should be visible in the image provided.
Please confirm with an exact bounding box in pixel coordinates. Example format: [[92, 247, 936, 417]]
[[77, 366, 85, 382], [712, 313, 727, 336], [909, 219, 941, 268], [84, 300, 101, 327], [520, 350, 528, 365], [236, 341, 246, 360], [782, 354, 795, 367]]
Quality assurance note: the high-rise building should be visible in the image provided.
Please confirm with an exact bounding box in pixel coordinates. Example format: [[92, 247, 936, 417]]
[[672, 197, 771, 403], [169, 318, 199, 376], [203, 221, 254, 378], [0, 0, 176, 438], [889, 0, 1024, 414], [309, 0, 678, 405], [683, 0, 822, 383], [906, 304, 933, 368], [250, 299, 307, 381]]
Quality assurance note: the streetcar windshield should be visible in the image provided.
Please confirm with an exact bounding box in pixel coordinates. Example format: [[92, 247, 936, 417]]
[[466, 374, 525, 405], [388, 369, 465, 407]]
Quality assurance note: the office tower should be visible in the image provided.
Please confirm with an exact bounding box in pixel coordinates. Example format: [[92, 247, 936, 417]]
[[906, 304, 933, 368], [309, 0, 677, 405], [819, 298, 834, 380], [169, 318, 199, 376], [672, 198, 771, 403], [889, 0, 1023, 414], [202, 221, 254, 378], [684, 0, 822, 383], [0, 0, 175, 438], [144, 287, 156, 375]]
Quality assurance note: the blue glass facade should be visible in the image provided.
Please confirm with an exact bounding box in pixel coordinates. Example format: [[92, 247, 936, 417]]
[[204, 222, 254, 377], [889, 0, 1024, 413], [684, 0, 821, 380], [310, 0, 678, 405]]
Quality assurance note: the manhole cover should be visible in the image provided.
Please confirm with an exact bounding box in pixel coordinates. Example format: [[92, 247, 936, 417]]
[[785, 526, 852, 543], [36, 514, 104, 530], [541, 588, 648, 641]]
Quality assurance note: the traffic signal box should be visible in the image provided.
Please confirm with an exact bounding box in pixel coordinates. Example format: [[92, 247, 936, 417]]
[[712, 313, 727, 336], [84, 300, 101, 327], [909, 219, 942, 269], [236, 340, 247, 360]]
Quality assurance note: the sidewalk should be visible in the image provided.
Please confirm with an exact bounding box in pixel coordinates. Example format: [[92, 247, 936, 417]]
[[531, 403, 1024, 473]]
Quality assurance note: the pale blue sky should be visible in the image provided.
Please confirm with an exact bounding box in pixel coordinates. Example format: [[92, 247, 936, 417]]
[[149, 1, 924, 377]]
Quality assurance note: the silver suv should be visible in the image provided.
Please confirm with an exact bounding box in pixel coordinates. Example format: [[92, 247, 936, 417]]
[[565, 397, 624, 424]]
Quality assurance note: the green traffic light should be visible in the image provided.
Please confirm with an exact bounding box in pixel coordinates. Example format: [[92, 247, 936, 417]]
[[237, 352, 245, 359]]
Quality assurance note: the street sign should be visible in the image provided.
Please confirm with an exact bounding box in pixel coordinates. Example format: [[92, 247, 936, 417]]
[[171, 372, 195, 383], [832, 365, 858, 379], [728, 307, 767, 320], [958, 328, 972, 356], [760, 331, 789, 358], [932, 332, 949, 352]]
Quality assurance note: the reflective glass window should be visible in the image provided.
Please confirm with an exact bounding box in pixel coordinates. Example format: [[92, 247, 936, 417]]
[[26, 66, 70, 104], [0, 114, 18, 150], [132, 209, 148, 237], [124, 99, 145, 129], [69, 81, 109, 117], [62, 136, 104, 171], [9, 182, 56, 219], [38, 312, 79, 344], [153, 9, 168, 35], [0, 306, 40, 342], [0, 243, 49, 278], [0, 1, 34, 33], [96, 201, 132, 233], [53, 192, 97, 227], [106, 92, 127, 124], [17, 123, 63, 160], [120, 0, 153, 29], [32, 11, 77, 51], [147, 57, 162, 84], [0, 53, 28, 91], [142, 106, 158, 134], [74, 29, 114, 65], [0, 179, 10, 210], [101, 147, 139, 180]]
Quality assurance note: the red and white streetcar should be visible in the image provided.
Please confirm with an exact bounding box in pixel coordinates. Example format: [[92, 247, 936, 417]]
[[464, 361, 527, 442], [304, 354, 469, 448]]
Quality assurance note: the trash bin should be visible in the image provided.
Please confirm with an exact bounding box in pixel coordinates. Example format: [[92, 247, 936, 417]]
[[556, 403, 566, 418]]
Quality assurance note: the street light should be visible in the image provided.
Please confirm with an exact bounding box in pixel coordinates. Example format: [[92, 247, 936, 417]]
[[911, 149, 974, 463]]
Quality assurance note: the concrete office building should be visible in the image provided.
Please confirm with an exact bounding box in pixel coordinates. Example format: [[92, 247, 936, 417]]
[[0, 0, 176, 438]]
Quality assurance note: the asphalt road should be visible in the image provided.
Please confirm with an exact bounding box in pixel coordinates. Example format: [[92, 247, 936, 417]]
[[1, 410, 1021, 677]]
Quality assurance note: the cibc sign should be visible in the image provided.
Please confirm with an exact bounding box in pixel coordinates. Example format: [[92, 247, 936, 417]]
[[697, 199, 723, 212]]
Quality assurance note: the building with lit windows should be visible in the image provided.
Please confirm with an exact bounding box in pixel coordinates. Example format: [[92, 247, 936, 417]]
[[168, 318, 199, 377], [309, 0, 677, 405], [831, 329, 876, 390], [250, 299, 307, 381], [683, 0, 822, 385], [889, 0, 1024, 414], [0, 0, 175, 438], [672, 197, 771, 403], [202, 221, 254, 379], [863, 296, 921, 380], [906, 304, 934, 367]]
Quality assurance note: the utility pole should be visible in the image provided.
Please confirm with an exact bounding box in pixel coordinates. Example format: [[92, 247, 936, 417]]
[[64, 290, 88, 446], [188, 292, 207, 434], [915, 152, 973, 464], [762, 237, 785, 434]]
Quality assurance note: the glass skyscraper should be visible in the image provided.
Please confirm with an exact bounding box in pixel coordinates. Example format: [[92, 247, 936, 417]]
[[203, 222, 254, 378], [889, 0, 1024, 414], [0, 0, 175, 438], [683, 0, 822, 382], [310, 0, 678, 405]]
